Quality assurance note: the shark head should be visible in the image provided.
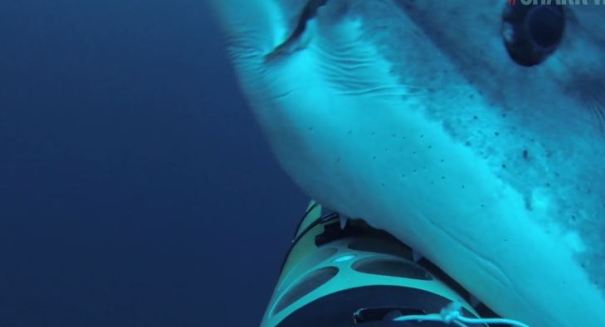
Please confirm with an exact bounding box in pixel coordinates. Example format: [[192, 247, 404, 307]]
[[211, 0, 605, 326]]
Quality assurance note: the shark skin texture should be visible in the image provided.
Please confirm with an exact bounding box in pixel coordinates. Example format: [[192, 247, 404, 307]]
[[210, 0, 605, 326]]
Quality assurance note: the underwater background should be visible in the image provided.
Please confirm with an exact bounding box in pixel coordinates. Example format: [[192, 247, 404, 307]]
[[0, 1, 306, 326]]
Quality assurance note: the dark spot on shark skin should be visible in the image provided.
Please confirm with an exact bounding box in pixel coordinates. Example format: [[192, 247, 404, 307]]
[[524, 194, 533, 212], [522, 149, 529, 160]]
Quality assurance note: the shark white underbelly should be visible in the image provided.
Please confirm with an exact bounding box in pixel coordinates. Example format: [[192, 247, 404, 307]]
[[210, 0, 605, 326]]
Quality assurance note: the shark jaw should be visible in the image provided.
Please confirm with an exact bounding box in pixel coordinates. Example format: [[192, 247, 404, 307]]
[[210, 0, 605, 326]]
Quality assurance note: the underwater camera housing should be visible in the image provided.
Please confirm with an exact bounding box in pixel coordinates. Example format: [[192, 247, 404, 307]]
[[260, 201, 497, 327]]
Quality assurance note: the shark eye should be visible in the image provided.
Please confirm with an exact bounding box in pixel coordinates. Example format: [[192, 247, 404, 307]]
[[502, 4, 565, 66]]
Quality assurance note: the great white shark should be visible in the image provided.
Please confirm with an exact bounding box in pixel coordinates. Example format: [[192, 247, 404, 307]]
[[210, 0, 605, 326]]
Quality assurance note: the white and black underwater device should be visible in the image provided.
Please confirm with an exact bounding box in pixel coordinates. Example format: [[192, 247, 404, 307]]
[[260, 202, 529, 327]]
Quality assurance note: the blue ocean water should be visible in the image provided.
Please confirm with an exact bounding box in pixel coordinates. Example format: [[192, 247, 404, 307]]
[[0, 1, 306, 326]]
